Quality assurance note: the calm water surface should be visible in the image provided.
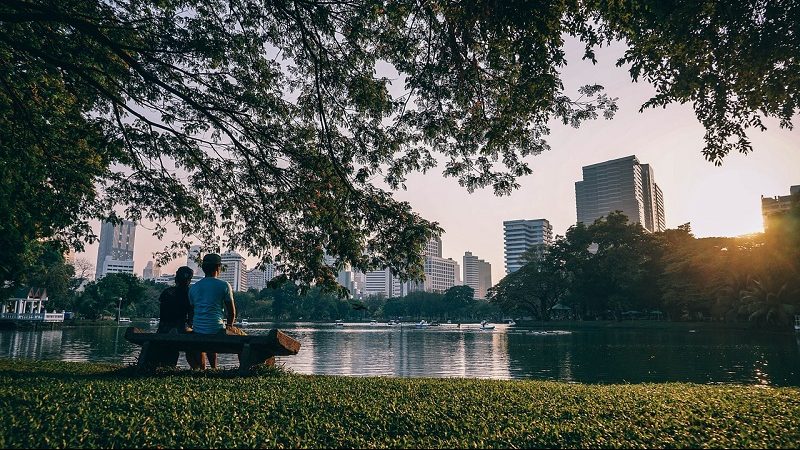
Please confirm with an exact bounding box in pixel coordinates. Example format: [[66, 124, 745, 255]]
[[1, 322, 799, 386]]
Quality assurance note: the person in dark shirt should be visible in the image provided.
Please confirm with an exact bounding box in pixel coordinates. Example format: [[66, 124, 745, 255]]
[[156, 266, 204, 369], [157, 266, 194, 333]]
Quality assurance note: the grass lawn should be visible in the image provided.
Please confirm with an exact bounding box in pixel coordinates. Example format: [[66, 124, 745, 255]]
[[0, 359, 798, 448]]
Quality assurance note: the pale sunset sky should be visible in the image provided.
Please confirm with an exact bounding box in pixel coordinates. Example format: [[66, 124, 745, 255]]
[[75, 39, 800, 285]]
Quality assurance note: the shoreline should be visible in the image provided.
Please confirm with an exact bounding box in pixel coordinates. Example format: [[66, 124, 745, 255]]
[[53, 318, 783, 329]]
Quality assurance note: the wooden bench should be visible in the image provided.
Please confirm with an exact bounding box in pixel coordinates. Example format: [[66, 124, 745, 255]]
[[124, 327, 301, 374]]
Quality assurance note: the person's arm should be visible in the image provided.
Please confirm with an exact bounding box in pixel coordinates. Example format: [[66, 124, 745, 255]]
[[224, 284, 236, 328], [187, 302, 194, 328], [158, 289, 169, 321], [187, 286, 195, 327]]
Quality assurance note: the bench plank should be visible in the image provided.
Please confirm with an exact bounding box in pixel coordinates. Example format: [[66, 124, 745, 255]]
[[124, 327, 300, 374]]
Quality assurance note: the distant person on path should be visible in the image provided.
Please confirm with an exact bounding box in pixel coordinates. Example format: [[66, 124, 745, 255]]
[[156, 266, 203, 369], [189, 253, 245, 369]]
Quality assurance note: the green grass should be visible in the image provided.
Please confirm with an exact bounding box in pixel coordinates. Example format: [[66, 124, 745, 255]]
[[0, 360, 798, 448]]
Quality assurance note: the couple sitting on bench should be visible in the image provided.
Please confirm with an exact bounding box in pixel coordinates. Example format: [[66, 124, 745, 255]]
[[157, 252, 245, 369]]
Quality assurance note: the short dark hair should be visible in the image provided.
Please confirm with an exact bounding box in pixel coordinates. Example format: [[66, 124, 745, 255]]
[[175, 266, 194, 284], [202, 263, 220, 276]]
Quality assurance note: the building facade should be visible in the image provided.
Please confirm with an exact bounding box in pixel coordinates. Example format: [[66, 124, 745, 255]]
[[186, 245, 202, 274], [463, 251, 491, 299], [503, 219, 553, 274], [220, 251, 248, 292], [575, 155, 665, 232], [95, 220, 136, 279], [423, 256, 461, 293], [142, 261, 161, 280], [363, 268, 403, 298], [247, 264, 277, 291], [762, 185, 800, 230]]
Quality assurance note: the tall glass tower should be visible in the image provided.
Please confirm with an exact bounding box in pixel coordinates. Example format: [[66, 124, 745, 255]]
[[95, 220, 136, 279], [503, 219, 552, 274], [575, 155, 665, 232]]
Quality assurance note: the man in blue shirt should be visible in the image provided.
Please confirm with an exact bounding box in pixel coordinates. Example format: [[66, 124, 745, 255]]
[[188, 253, 242, 369]]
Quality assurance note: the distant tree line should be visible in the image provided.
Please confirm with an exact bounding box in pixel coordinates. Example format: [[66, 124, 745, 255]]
[[489, 200, 800, 330], [5, 256, 501, 322]]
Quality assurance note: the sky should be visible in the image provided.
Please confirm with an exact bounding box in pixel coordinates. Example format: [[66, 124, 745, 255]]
[[74, 38, 800, 285]]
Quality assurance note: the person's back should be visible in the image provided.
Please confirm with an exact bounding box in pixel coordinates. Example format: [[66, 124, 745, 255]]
[[188, 276, 231, 334], [158, 285, 191, 332], [154, 266, 203, 369], [188, 253, 241, 369]]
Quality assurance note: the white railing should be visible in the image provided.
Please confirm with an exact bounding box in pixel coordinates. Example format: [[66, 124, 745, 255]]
[[43, 313, 65, 323], [0, 312, 65, 323]]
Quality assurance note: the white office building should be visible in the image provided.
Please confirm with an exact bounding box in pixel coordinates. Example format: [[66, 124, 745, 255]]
[[142, 261, 161, 280], [575, 155, 666, 232], [503, 219, 552, 274], [363, 268, 403, 298], [463, 251, 491, 299], [95, 220, 136, 279], [186, 245, 202, 274], [247, 264, 277, 291], [220, 251, 248, 292], [424, 256, 461, 293]]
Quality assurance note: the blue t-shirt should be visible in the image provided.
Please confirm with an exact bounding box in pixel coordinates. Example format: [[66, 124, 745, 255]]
[[188, 277, 233, 334]]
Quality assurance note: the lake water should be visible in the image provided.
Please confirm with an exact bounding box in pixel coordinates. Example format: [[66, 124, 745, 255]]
[[1, 322, 799, 386]]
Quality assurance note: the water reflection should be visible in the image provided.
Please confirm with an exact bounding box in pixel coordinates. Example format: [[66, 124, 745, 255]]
[[0, 323, 798, 386]]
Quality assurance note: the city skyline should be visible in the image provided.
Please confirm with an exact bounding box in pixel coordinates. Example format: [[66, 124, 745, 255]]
[[74, 39, 799, 286]]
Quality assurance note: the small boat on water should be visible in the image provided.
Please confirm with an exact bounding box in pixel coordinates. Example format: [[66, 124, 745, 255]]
[[479, 320, 495, 330], [415, 320, 430, 329]]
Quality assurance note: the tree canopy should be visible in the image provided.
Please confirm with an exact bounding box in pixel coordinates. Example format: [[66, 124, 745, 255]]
[[2, 0, 797, 290]]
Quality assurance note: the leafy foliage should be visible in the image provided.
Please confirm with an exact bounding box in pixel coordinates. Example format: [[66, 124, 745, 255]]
[[75, 273, 149, 320], [1, 359, 799, 448], [488, 244, 569, 320], [490, 205, 800, 329], [6, 0, 796, 293]]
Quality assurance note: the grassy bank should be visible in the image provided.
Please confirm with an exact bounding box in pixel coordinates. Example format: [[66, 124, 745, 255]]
[[0, 360, 798, 448]]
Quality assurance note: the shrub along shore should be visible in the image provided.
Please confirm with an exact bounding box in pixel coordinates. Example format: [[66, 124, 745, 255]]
[[0, 360, 798, 448]]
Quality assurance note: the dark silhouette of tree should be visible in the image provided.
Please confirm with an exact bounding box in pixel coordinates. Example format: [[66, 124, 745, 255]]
[[2, 0, 797, 291]]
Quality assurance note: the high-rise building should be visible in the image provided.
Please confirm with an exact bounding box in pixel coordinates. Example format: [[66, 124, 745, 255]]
[[219, 251, 248, 292], [95, 220, 136, 279], [186, 245, 202, 274], [420, 236, 460, 293], [363, 268, 403, 298], [503, 219, 552, 274], [424, 236, 443, 258], [762, 185, 800, 230], [247, 264, 277, 291], [575, 155, 666, 232], [463, 251, 492, 299], [142, 261, 161, 280], [423, 257, 460, 293]]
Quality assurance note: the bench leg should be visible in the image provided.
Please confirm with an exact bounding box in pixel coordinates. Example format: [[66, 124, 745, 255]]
[[238, 343, 276, 375], [137, 341, 152, 370]]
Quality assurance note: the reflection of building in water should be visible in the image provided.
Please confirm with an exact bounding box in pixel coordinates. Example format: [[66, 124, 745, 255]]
[[387, 329, 510, 379], [0, 330, 64, 359]]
